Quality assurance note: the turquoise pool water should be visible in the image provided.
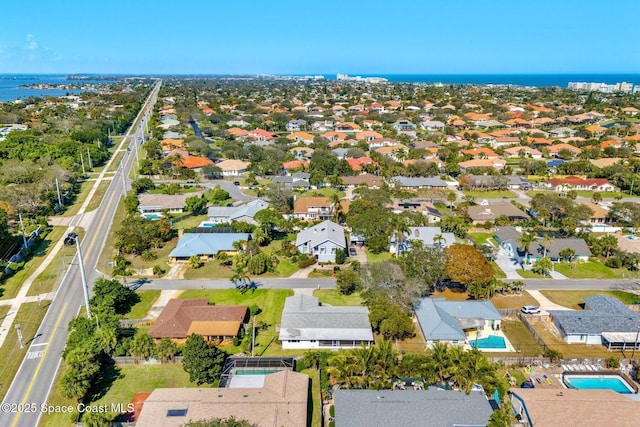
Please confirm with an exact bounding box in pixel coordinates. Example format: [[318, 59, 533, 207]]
[[565, 375, 634, 394], [470, 335, 506, 349], [142, 213, 161, 220]]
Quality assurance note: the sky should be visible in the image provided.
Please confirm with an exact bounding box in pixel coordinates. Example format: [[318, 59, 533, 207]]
[[0, 0, 639, 75]]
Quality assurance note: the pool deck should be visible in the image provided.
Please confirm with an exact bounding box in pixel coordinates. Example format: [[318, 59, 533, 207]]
[[465, 329, 516, 353]]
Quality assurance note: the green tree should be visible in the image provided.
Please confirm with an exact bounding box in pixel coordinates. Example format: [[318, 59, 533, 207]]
[[346, 195, 393, 254], [336, 269, 360, 295], [532, 257, 553, 276], [59, 346, 101, 401], [157, 337, 178, 362], [599, 234, 618, 258], [182, 334, 227, 385], [90, 277, 138, 315], [335, 248, 347, 264], [592, 192, 603, 204], [440, 215, 469, 238], [124, 190, 140, 215], [397, 241, 447, 292], [558, 247, 576, 263], [129, 331, 156, 361], [447, 191, 457, 209], [189, 255, 203, 269], [185, 195, 207, 213]]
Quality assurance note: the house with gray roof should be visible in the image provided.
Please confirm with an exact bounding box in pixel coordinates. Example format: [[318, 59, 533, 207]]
[[548, 296, 640, 348], [279, 294, 374, 350], [271, 175, 311, 190], [414, 298, 502, 348], [207, 199, 269, 224], [169, 232, 251, 261], [138, 191, 205, 214], [467, 201, 529, 224], [494, 226, 522, 258], [295, 220, 346, 263], [389, 227, 455, 254], [527, 238, 591, 263], [392, 176, 449, 190], [333, 389, 493, 427]]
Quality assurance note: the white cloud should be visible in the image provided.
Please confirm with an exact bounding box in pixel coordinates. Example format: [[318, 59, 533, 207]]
[[25, 34, 40, 51]]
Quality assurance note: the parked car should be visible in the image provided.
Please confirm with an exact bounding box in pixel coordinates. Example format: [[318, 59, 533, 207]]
[[349, 247, 357, 256], [521, 305, 541, 314], [233, 181, 240, 186]]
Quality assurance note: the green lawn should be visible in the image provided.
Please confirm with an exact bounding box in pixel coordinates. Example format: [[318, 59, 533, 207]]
[[127, 290, 161, 319], [468, 232, 495, 246], [1, 227, 64, 300], [61, 180, 94, 216], [172, 213, 208, 229], [516, 269, 546, 279], [297, 187, 346, 199], [530, 321, 627, 359], [539, 290, 640, 309], [41, 364, 197, 427], [500, 319, 544, 357], [28, 227, 85, 296], [554, 261, 622, 279], [366, 249, 392, 264], [275, 259, 298, 277], [183, 259, 236, 280], [313, 289, 363, 306], [178, 289, 293, 356], [463, 190, 516, 199], [527, 190, 631, 199], [126, 237, 176, 273], [97, 198, 128, 272], [490, 261, 507, 279], [0, 303, 48, 402], [85, 180, 112, 212]]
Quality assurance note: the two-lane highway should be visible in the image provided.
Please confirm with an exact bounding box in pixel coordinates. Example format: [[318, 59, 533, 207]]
[[0, 80, 161, 427]]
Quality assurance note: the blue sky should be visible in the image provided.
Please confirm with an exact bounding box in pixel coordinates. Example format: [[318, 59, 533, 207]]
[[0, 0, 638, 74]]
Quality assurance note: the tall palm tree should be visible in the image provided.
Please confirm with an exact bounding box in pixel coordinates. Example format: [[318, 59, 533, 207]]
[[433, 234, 445, 248], [330, 193, 344, 223], [428, 342, 452, 383], [517, 232, 536, 264], [541, 234, 554, 259], [392, 215, 410, 257]]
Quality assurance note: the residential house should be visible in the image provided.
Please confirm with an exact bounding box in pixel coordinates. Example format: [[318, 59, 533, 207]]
[[148, 299, 248, 343], [168, 232, 251, 261], [548, 296, 640, 347], [321, 131, 347, 142], [526, 238, 591, 263], [460, 147, 499, 159], [355, 130, 383, 141], [503, 146, 543, 159], [467, 202, 529, 224], [392, 176, 449, 190], [392, 119, 417, 132], [462, 175, 529, 190], [246, 129, 276, 142], [510, 388, 639, 427], [388, 199, 442, 222], [579, 201, 612, 224], [285, 119, 307, 132], [271, 174, 311, 190], [346, 156, 375, 171], [421, 120, 445, 131], [291, 197, 332, 221], [339, 173, 383, 188], [311, 120, 336, 132], [367, 137, 400, 149], [206, 199, 269, 224], [226, 119, 250, 128], [375, 144, 409, 161], [494, 226, 522, 258], [548, 127, 577, 138], [180, 156, 214, 172], [491, 136, 521, 148], [295, 220, 347, 262], [136, 371, 308, 427], [545, 176, 616, 192], [138, 191, 205, 215], [335, 122, 361, 132], [290, 146, 315, 160], [227, 127, 250, 139], [279, 294, 373, 350], [413, 297, 502, 348], [389, 227, 455, 254], [282, 160, 309, 173], [286, 131, 314, 144], [334, 389, 494, 427], [548, 143, 582, 157], [215, 159, 250, 177], [458, 158, 506, 171]]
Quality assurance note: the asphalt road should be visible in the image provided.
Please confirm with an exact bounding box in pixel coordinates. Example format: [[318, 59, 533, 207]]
[[136, 277, 636, 292], [0, 81, 161, 427], [153, 179, 257, 202]]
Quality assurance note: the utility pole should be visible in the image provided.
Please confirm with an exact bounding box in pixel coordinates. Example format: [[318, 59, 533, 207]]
[[80, 153, 86, 177], [87, 147, 93, 169], [75, 237, 92, 319], [55, 177, 63, 207], [18, 213, 27, 248]]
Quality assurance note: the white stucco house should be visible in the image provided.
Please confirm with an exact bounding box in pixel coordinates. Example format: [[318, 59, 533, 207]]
[[295, 220, 347, 263]]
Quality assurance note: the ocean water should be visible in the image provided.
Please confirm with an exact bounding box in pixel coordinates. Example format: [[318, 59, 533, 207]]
[[335, 74, 640, 87], [0, 74, 106, 102]]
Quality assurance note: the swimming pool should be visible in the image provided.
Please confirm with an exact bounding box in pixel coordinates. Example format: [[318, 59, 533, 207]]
[[469, 335, 507, 349], [234, 369, 281, 376], [142, 213, 161, 220], [564, 375, 635, 394]]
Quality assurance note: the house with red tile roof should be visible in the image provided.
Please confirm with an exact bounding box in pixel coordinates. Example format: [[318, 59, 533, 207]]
[[292, 197, 332, 221], [460, 147, 499, 159], [247, 129, 276, 141], [375, 144, 409, 161], [346, 157, 375, 171], [503, 146, 543, 159], [545, 176, 616, 192], [356, 130, 383, 141], [180, 156, 214, 171], [336, 122, 362, 132], [227, 127, 250, 138], [321, 131, 348, 142], [282, 160, 309, 173], [548, 143, 582, 156]]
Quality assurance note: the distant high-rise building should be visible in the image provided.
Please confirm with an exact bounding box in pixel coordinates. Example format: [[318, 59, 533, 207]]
[[568, 81, 635, 93]]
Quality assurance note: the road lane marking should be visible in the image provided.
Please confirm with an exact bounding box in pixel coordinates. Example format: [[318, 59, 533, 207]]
[[30, 342, 48, 347], [26, 350, 44, 359], [11, 302, 68, 427]]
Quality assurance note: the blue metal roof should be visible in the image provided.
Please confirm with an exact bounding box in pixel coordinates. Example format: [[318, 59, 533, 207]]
[[169, 233, 250, 258]]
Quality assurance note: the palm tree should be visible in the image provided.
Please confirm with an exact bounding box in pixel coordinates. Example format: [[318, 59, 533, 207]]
[[433, 234, 445, 248], [428, 342, 452, 383], [392, 215, 410, 257], [330, 193, 344, 223], [541, 234, 554, 259], [447, 191, 457, 210], [592, 192, 603, 205], [517, 232, 536, 264]]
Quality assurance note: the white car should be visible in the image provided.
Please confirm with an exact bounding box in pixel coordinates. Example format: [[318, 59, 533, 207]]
[[521, 305, 541, 314]]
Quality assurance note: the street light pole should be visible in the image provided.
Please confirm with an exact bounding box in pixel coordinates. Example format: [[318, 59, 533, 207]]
[[75, 237, 92, 319]]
